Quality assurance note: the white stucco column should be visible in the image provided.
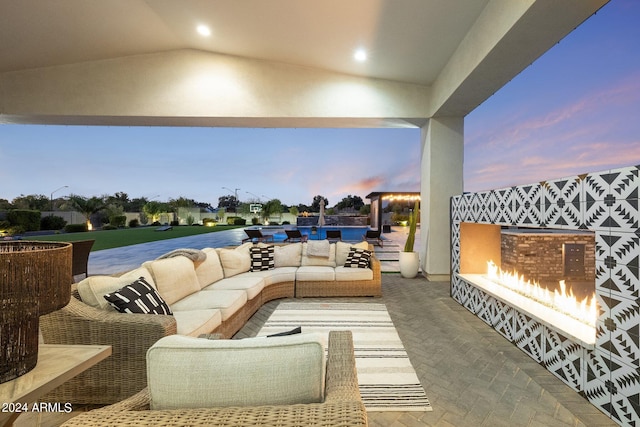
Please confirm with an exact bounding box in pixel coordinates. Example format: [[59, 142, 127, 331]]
[[420, 117, 464, 281]]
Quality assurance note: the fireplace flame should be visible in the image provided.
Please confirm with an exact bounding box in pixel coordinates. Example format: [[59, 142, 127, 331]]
[[486, 261, 596, 326]]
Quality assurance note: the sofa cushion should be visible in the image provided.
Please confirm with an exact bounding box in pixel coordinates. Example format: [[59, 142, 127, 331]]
[[234, 267, 297, 287], [296, 266, 336, 282], [203, 276, 265, 300], [171, 309, 222, 337], [336, 241, 370, 266], [147, 333, 326, 409], [194, 248, 225, 288], [76, 267, 156, 311], [344, 248, 372, 268], [335, 265, 374, 281], [142, 256, 201, 306], [274, 243, 302, 267], [301, 242, 336, 267], [103, 277, 172, 315], [250, 245, 275, 271], [216, 242, 253, 277], [170, 289, 247, 321]]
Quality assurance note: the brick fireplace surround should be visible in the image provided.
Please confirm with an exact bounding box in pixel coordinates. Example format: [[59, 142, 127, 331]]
[[451, 165, 640, 426]]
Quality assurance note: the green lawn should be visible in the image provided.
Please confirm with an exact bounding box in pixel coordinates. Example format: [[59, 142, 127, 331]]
[[29, 225, 245, 251]]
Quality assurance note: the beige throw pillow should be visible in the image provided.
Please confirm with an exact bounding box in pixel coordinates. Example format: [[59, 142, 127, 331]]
[[274, 243, 302, 267], [142, 256, 201, 306], [194, 248, 225, 288], [216, 242, 252, 277], [76, 267, 156, 311]]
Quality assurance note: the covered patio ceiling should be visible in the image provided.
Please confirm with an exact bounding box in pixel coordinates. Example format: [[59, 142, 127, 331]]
[[0, 0, 608, 127]]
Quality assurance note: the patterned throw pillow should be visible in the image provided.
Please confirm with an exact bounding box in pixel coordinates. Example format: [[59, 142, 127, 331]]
[[250, 246, 275, 271], [104, 277, 172, 315], [344, 248, 372, 268]]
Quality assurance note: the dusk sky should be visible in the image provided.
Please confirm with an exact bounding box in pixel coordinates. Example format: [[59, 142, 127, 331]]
[[1, 0, 638, 207]]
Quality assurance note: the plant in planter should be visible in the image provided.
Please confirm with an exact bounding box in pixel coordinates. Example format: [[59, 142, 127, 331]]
[[399, 200, 420, 278]]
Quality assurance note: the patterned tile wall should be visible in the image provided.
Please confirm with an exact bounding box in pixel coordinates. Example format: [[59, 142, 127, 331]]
[[451, 165, 640, 426]]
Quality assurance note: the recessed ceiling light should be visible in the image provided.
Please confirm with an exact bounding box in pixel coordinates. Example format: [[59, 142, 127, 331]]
[[197, 25, 211, 37], [354, 48, 367, 62]]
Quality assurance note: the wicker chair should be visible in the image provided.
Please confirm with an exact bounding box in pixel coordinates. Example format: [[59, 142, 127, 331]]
[[39, 285, 177, 405], [61, 331, 368, 427]]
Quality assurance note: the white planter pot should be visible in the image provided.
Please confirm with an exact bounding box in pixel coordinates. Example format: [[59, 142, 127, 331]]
[[399, 251, 420, 279]]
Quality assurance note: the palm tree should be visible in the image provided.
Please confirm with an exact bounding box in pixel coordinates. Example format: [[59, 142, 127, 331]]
[[261, 199, 283, 224], [68, 195, 105, 230]]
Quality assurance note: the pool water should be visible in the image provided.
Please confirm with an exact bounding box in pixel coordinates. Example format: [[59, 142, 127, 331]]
[[257, 226, 371, 242]]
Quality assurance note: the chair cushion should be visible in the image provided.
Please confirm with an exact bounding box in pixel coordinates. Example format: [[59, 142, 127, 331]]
[[250, 245, 275, 271], [170, 289, 247, 321], [274, 243, 302, 267], [142, 256, 201, 305], [171, 309, 222, 337], [194, 248, 225, 288], [147, 333, 326, 409], [76, 267, 156, 311], [203, 276, 265, 300], [336, 241, 370, 266], [216, 243, 253, 277], [103, 277, 172, 315], [296, 266, 335, 281], [234, 267, 297, 287], [344, 248, 372, 268], [335, 265, 374, 281]]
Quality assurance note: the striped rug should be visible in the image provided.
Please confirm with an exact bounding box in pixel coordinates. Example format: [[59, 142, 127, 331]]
[[258, 301, 432, 412]]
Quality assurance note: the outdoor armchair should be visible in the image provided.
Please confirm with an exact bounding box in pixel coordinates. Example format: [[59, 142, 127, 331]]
[[60, 331, 368, 427], [39, 284, 177, 405]]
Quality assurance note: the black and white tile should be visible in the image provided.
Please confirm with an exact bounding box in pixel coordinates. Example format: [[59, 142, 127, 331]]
[[451, 165, 640, 425]]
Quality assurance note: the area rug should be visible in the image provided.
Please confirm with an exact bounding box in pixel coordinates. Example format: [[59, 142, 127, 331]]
[[257, 302, 432, 412]]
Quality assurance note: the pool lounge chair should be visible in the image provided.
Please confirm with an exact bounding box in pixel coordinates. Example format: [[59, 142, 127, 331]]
[[363, 229, 383, 247], [284, 229, 308, 242], [242, 229, 274, 243], [326, 230, 342, 242]]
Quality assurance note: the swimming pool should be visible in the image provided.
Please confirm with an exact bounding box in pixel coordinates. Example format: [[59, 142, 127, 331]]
[[248, 226, 372, 243]]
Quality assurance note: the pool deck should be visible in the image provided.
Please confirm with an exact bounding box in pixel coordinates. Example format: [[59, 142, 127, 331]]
[[88, 225, 417, 275]]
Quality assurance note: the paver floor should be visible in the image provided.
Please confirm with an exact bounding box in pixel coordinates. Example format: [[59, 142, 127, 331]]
[[19, 227, 617, 426], [237, 276, 616, 427]]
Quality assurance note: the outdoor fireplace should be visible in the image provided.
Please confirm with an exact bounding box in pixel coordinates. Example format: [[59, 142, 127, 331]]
[[456, 223, 597, 346]]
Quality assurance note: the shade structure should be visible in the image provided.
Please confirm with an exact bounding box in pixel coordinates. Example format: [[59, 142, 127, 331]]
[[0, 241, 72, 383]]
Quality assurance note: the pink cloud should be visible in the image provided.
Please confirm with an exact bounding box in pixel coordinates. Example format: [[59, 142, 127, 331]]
[[465, 69, 640, 193]]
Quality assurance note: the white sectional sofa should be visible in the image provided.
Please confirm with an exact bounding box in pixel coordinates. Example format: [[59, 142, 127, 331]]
[[40, 240, 381, 404]]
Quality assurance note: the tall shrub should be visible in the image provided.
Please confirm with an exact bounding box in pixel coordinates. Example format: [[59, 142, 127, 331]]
[[7, 209, 41, 231], [41, 215, 67, 231]]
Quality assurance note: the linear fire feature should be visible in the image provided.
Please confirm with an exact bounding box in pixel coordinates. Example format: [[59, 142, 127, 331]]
[[457, 272, 595, 347]]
